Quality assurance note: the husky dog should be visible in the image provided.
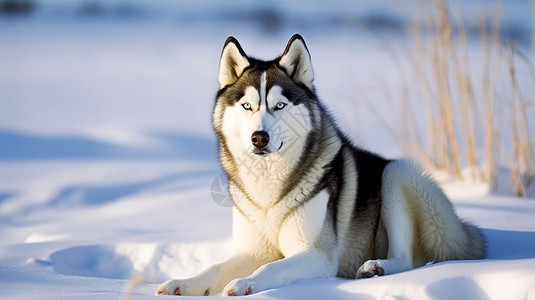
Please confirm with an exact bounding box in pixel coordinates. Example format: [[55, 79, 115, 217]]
[[156, 34, 486, 296]]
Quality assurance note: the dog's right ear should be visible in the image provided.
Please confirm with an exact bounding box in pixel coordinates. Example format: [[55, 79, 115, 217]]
[[279, 34, 314, 91], [218, 37, 250, 89]]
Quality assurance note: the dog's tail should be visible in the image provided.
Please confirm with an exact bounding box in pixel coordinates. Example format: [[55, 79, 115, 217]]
[[459, 220, 487, 260]]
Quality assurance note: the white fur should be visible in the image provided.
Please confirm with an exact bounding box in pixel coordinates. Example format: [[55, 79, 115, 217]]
[[156, 253, 260, 296], [375, 160, 416, 274], [218, 41, 249, 89], [259, 72, 267, 107], [220, 191, 337, 296], [279, 38, 314, 90], [278, 190, 329, 257]]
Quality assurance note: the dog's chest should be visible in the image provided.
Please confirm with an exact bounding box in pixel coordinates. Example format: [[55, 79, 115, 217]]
[[234, 165, 328, 250]]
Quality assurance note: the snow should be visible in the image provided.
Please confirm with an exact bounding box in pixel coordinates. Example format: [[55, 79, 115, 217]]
[[1, 1, 535, 299]]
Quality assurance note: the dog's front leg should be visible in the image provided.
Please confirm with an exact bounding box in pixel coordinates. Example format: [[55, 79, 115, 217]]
[[156, 253, 261, 296], [221, 189, 338, 296], [222, 249, 337, 296]]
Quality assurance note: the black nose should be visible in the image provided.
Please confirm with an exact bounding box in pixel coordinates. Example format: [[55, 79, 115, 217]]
[[251, 131, 270, 148]]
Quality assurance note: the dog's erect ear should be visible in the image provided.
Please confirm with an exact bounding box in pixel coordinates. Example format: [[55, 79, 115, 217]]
[[279, 34, 314, 90], [218, 37, 250, 89]]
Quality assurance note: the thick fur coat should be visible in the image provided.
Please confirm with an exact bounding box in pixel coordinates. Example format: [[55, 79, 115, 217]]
[[156, 34, 486, 296]]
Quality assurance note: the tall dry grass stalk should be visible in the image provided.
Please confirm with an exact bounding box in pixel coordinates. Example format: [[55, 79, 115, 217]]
[[505, 44, 535, 197], [433, 0, 463, 179], [121, 273, 145, 300], [481, 8, 501, 189], [450, 3, 478, 181]]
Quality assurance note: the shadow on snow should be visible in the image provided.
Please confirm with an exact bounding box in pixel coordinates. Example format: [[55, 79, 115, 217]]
[[48, 169, 215, 207], [0, 130, 216, 161]]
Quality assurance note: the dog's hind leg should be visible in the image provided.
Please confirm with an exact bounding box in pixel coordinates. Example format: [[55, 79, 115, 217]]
[[356, 189, 414, 276], [356, 160, 417, 278], [356, 159, 486, 279]]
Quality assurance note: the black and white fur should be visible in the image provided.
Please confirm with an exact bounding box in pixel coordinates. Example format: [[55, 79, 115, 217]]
[[156, 34, 486, 296]]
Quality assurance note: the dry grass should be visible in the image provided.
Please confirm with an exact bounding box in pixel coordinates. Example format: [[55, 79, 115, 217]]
[[368, 0, 535, 197], [121, 273, 145, 300]]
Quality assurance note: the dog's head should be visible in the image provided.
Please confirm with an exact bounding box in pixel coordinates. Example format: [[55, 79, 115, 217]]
[[213, 34, 319, 163]]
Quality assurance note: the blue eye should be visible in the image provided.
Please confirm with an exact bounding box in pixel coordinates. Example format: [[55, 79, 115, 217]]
[[242, 103, 252, 110], [275, 102, 287, 110]]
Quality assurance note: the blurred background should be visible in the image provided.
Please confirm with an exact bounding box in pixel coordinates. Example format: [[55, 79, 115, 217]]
[[0, 0, 533, 195]]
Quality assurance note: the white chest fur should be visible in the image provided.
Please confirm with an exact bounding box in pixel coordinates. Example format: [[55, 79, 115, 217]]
[[231, 147, 335, 255], [278, 190, 329, 256]]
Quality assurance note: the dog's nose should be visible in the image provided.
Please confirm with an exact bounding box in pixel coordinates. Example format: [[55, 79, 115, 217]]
[[251, 131, 270, 148]]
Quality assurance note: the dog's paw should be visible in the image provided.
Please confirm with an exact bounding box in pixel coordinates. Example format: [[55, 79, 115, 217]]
[[155, 279, 210, 296], [155, 279, 182, 296], [222, 278, 254, 296], [356, 260, 385, 279]]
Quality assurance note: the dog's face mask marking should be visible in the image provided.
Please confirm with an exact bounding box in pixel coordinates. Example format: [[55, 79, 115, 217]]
[[214, 36, 314, 162]]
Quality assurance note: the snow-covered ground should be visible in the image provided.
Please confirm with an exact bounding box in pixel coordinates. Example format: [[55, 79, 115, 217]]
[[1, 160, 535, 299], [1, 1, 534, 299]]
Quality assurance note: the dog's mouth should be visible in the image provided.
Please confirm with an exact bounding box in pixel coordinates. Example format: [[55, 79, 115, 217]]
[[252, 141, 284, 156]]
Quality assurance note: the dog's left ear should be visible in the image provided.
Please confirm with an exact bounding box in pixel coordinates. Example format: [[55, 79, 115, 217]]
[[279, 34, 314, 91], [218, 37, 250, 89]]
